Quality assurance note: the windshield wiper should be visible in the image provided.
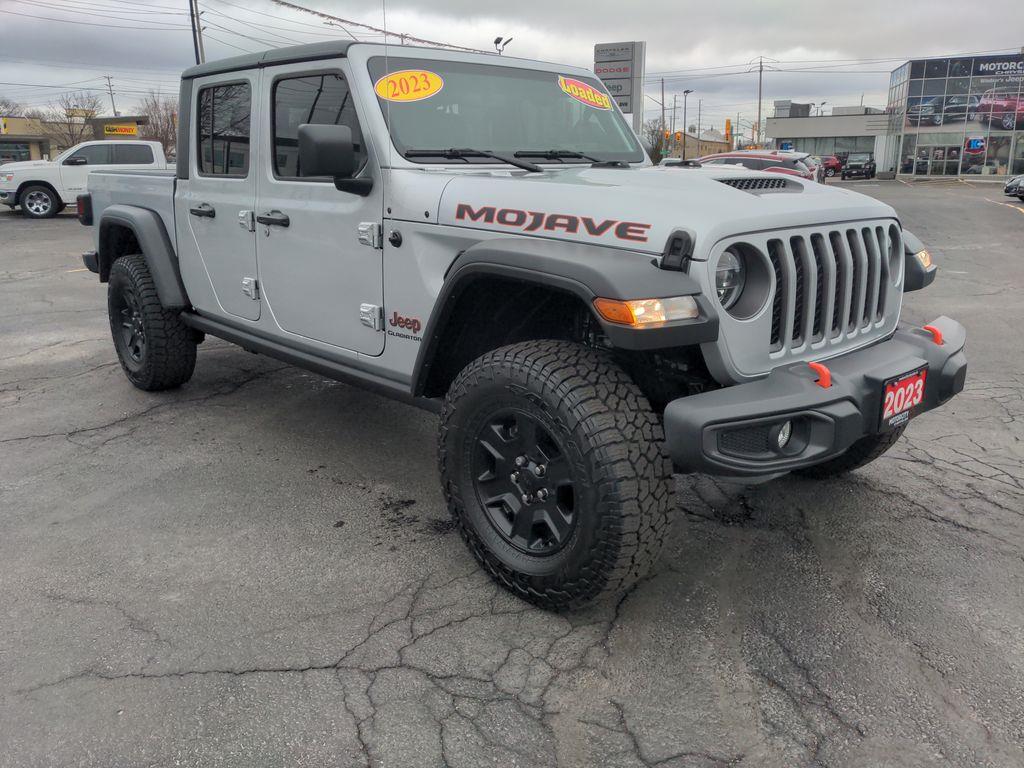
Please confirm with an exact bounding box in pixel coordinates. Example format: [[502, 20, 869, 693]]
[[403, 148, 541, 173], [514, 149, 622, 165]]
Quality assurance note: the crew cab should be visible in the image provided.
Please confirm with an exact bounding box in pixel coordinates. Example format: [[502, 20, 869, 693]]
[[841, 153, 876, 180], [77, 41, 966, 610], [0, 139, 166, 218]]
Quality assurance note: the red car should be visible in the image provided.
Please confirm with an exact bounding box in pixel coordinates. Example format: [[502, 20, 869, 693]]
[[696, 151, 816, 180], [819, 155, 842, 177], [977, 90, 1024, 130]]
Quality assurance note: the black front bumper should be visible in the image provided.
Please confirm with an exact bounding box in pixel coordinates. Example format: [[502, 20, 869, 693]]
[[664, 316, 967, 477]]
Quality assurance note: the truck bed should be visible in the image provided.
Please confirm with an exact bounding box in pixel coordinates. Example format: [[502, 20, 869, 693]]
[[88, 170, 177, 251]]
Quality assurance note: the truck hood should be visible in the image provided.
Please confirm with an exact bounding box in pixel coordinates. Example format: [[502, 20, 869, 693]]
[[435, 165, 897, 259], [0, 160, 54, 172]]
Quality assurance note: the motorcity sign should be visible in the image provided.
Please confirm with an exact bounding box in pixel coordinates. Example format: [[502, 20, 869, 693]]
[[974, 58, 1024, 75]]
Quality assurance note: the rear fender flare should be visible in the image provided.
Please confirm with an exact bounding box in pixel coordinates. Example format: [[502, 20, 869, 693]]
[[98, 205, 190, 310]]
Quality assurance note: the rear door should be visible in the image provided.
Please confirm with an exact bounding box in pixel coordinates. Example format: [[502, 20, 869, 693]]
[[174, 75, 260, 321], [253, 61, 384, 354], [111, 143, 157, 171]]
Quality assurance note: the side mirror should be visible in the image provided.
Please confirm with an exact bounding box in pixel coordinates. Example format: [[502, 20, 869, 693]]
[[297, 123, 372, 196], [64, 156, 88, 166]]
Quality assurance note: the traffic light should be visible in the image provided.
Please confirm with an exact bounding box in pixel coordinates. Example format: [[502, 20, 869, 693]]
[[663, 130, 670, 140], [674, 131, 682, 142]]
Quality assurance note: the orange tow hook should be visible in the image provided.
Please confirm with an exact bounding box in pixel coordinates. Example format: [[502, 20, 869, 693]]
[[808, 361, 832, 389], [922, 324, 944, 345]]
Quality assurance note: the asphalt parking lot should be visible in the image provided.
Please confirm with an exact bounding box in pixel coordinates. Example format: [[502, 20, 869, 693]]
[[1, 179, 1022, 768]]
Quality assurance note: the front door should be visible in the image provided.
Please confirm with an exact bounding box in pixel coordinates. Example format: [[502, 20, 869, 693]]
[[174, 75, 260, 321], [59, 142, 113, 197], [254, 62, 384, 355]]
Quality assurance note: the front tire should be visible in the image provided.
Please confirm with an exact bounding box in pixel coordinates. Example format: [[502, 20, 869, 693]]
[[20, 185, 59, 218], [439, 340, 673, 611], [795, 426, 905, 479], [825, 168, 836, 177], [107, 254, 196, 391]]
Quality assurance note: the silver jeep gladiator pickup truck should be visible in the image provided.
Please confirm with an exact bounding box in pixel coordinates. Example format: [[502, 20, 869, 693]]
[[78, 41, 967, 610]]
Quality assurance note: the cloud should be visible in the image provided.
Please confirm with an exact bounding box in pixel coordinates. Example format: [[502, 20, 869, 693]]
[[2, 0, 1021, 131]]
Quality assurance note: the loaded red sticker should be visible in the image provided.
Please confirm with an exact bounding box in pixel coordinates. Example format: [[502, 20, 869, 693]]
[[557, 76, 613, 110], [455, 203, 651, 242]]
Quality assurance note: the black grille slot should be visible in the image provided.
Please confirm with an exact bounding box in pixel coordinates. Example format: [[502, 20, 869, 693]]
[[846, 230, 862, 331], [718, 177, 790, 191], [720, 424, 772, 456], [809, 234, 827, 340], [828, 232, 847, 336], [767, 240, 785, 349], [875, 226, 888, 320], [790, 237, 806, 343]]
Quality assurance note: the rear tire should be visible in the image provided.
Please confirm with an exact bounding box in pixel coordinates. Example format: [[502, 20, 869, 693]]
[[439, 340, 674, 611], [19, 185, 59, 219], [107, 254, 196, 391], [795, 426, 906, 479]]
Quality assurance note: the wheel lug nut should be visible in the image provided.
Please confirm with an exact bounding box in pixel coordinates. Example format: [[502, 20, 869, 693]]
[[514, 456, 526, 467], [521, 493, 531, 505], [537, 489, 549, 501], [535, 465, 546, 477], [510, 472, 519, 483]]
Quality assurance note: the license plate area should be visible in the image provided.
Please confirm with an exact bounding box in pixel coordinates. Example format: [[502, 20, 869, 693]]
[[880, 366, 928, 430]]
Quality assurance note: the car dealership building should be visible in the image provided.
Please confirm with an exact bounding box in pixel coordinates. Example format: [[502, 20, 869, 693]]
[[767, 52, 1024, 179]]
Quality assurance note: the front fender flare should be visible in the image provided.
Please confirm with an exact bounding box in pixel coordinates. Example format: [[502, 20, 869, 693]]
[[411, 237, 718, 396], [98, 205, 190, 310]]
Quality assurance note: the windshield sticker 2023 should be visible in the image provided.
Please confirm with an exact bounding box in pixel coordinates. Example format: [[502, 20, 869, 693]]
[[557, 76, 612, 110], [374, 70, 444, 102]]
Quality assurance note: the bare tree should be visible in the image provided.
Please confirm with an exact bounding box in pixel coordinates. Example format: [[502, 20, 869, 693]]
[[36, 92, 105, 150], [0, 95, 23, 116], [137, 90, 177, 153], [641, 118, 667, 164]]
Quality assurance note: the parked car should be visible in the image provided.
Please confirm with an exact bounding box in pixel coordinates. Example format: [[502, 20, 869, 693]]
[[77, 41, 965, 610], [696, 151, 816, 180], [1004, 175, 1023, 199], [0, 140, 167, 218], [907, 95, 980, 126], [977, 90, 1024, 130], [841, 153, 876, 180], [801, 154, 826, 183], [819, 155, 842, 177]]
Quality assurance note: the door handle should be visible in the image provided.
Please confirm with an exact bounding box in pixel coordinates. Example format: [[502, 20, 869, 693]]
[[189, 203, 216, 218], [256, 211, 290, 228]]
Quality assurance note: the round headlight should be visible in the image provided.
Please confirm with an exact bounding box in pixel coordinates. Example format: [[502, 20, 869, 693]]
[[716, 248, 747, 310]]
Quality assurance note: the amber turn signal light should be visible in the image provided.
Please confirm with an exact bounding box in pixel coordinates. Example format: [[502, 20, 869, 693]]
[[915, 249, 932, 269], [593, 296, 699, 327]]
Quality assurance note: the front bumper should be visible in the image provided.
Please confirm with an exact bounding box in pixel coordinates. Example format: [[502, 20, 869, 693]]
[[664, 316, 967, 476], [0, 189, 13, 203]]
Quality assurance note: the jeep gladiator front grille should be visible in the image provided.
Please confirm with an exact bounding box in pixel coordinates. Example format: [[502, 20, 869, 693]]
[[766, 224, 899, 351]]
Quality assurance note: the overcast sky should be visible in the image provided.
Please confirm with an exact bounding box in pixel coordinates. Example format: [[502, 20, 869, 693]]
[[2, 0, 1023, 136]]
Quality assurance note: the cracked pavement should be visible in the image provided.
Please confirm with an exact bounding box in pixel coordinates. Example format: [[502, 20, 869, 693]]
[[1, 180, 1022, 767]]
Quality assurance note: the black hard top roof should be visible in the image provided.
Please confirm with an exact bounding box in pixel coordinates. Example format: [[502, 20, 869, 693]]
[[181, 40, 355, 80]]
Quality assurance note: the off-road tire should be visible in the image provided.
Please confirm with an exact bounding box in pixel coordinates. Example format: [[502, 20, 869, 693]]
[[107, 253, 196, 391], [439, 340, 674, 611], [20, 185, 59, 219], [795, 426, 906, 479]]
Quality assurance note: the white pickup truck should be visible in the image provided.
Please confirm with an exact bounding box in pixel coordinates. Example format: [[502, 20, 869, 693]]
[[0, 139, 166, 218]]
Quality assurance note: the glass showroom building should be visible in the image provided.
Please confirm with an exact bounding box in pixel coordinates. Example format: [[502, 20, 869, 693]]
[[885, 53, 1024, 177]]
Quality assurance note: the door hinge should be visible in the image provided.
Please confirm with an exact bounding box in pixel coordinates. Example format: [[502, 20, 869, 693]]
[[359, 303, 384, 331], [357, 221, 383, 249], [238, 209, 255, 232], [241, 276, 260, 300]]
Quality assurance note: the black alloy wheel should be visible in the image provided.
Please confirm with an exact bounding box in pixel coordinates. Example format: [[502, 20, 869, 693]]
[[112, 282, 147, 372], [472, 408, 577, 556]]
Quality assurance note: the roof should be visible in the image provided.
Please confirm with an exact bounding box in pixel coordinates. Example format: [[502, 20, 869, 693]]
[[181, 40, 355, 80]]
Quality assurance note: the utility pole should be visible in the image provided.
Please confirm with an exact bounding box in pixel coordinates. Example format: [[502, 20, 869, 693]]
[[660, 78, 666, 151], [696, 98, 702, 154], [188, 0, 200, 64], [195, 0, 206, 64], [756, 55, 764, 146], [671, 94, 677, 136], [735, 112, 740, 149], [103, 75, 118, 116]]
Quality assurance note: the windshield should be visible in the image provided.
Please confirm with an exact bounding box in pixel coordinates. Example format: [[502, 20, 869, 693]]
[[367, 57, 644, 164], [849, 153, 871, 162]]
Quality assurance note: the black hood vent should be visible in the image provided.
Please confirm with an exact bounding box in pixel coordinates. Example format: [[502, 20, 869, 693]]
[[717, 176, 793, 192]]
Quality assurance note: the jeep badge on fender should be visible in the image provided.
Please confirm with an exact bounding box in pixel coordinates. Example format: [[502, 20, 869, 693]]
[[78, 41, 965, 611]]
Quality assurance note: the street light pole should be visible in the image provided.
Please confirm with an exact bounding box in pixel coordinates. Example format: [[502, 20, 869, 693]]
[[681, 89, 693, 160]]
